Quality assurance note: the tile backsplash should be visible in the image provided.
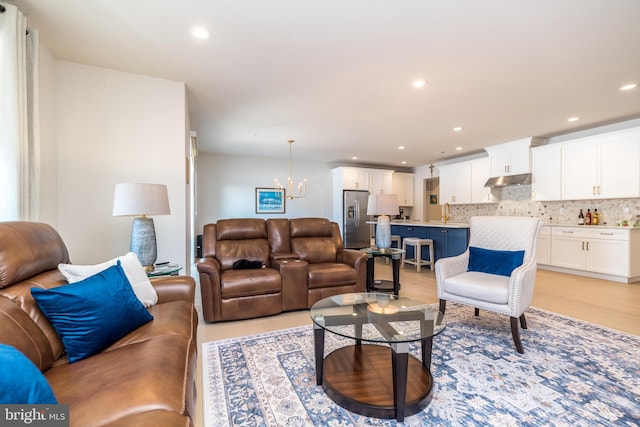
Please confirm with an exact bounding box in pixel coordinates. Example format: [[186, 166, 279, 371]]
[[448, 185, 640, 226]]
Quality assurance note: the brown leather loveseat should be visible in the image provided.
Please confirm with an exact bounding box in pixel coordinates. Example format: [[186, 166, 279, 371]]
[[197, 217, 367, 323], [0, 221, 198, 427]]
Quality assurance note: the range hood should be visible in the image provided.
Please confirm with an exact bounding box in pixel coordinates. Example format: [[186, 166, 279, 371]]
[[484, 173, 532, 188]]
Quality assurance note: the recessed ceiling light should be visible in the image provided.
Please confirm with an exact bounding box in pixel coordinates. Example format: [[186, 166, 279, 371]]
[[453, 127, 462, 132], [352, 156, 357, 160], [401, 161, 407, 165], [568, 116, 580, 122], [455, 147, 463, 151], [412, 80, 426, 88], [398, 146, 405, 150], [619, 83, 637, 91], [191, 26, 211, 40]]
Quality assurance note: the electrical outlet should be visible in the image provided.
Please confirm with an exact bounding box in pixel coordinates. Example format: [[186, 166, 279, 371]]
[[624, 207, 630, 214], [560, 207, 566, 215]]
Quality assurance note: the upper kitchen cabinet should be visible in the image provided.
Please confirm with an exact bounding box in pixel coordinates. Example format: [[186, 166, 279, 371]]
[[335, 167, 370, 190], [392, 172, 414, 206], [485, 138, 538, 176], [562, 127, 640, 200], [531, 143, 562, 201], [439, 161, 472, 204], [332, 166, 394, 194], [470, 157, 496, 204], [369, 169, 394, 195], [438, 157, 496, 205]]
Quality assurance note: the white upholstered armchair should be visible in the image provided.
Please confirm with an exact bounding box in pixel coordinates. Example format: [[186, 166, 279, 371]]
[[435, 216, 544, 353]]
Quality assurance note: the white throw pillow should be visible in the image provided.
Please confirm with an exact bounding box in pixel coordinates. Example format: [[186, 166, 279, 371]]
[[58, 252, 158, 307]]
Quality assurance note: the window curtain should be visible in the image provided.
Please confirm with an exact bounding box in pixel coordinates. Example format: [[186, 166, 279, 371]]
[[0, 3, 40, 221]]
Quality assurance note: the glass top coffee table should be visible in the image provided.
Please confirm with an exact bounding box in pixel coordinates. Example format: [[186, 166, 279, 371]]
[[310, 292, 446, 421]]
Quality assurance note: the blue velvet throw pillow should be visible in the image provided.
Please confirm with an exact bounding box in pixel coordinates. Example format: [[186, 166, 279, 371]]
[[31, 261, 153, 363], [468, 246, 525, 277], [0, 344, 57, 404]]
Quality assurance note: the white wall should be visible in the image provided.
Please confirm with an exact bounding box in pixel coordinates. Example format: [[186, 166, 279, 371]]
[[412, 164, 431, 222], [195, 153, 334, 232], [53, 61, 188, 267], [38, 43, 58, 225]]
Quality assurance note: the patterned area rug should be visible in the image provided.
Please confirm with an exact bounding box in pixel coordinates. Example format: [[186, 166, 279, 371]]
[[202, 305, 640, 426]]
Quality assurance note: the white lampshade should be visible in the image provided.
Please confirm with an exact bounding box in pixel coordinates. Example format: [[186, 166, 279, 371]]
[[366, 194, 400, 216], [113, 183, 170, 216], [112, 183, 170, 270]]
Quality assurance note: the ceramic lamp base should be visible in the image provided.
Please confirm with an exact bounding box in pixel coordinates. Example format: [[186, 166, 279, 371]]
[[375, 215, 392, 249], [130, 216, 157, 270]]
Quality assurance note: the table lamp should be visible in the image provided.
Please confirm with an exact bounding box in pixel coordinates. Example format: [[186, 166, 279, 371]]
[[367, 194, 399, 249], [113, 183, 170, 270]]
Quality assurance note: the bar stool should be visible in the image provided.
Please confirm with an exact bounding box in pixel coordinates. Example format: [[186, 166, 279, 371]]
[[401, 237, 434, 272]]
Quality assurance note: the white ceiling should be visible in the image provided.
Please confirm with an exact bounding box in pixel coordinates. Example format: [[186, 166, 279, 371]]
[[12, 0, 640, 168]]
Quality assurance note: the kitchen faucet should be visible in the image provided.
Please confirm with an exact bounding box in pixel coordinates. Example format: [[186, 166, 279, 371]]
[[442, 203, 450, 224]]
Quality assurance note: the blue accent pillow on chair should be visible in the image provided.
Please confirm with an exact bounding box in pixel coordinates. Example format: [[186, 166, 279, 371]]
[[0, 344, 57, 404], [31, 261, 153, 363], [468, 246, 525, 277]]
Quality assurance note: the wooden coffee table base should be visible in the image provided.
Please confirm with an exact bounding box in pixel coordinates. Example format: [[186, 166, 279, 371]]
[[322, 344, 433, 421]]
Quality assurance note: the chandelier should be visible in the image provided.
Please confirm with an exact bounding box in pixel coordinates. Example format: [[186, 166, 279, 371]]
[[275, 139, 307, 200]]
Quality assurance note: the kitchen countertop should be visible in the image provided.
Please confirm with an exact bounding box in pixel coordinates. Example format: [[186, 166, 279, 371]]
[[371, 220, 639, 230], [386, 220, 470, 229], [542, 223, 640, 231]]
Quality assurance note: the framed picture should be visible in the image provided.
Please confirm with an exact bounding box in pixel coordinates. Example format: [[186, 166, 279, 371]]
[[255, 188, 286, 214], [430, 195, 438, 205]]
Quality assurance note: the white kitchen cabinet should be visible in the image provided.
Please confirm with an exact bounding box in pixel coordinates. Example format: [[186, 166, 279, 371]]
[[598, 129, 640, 198], [485, 138, 534, 177], [470, 157, 496, 203], [550, 227, 588, 270], [438, 157, 495, 205], [550, 226, 632, 278], [439, 161, 471, 204], [332, 166, 394, 194], [562, 128, 640, 200], [337, 167, 370, 190], [536, 226, 551, 265], [531, 143, 562, 201], [585, 230, 629, 276], [369, 170, 394, 195], [392, 172, 414, 206]]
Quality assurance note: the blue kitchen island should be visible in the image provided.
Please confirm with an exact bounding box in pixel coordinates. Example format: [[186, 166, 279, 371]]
[[387, 221, 470, 264]]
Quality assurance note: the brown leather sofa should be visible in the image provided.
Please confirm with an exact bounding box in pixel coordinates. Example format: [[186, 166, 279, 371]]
[[197, 217, 367, 323], [0, 221, 198, 427]]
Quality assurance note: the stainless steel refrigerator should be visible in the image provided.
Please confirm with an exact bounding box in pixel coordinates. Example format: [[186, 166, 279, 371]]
[[342, 190, 370, 249]]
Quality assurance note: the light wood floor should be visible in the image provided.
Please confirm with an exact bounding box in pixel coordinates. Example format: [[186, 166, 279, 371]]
[[192, 263, 640, 427]]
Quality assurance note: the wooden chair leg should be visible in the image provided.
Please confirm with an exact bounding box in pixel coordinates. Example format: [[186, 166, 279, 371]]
[[510, 316, 524, 354], [474, 308, 480, 316], [519, 313, 527, 329], [439, 299, 447, 314]]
